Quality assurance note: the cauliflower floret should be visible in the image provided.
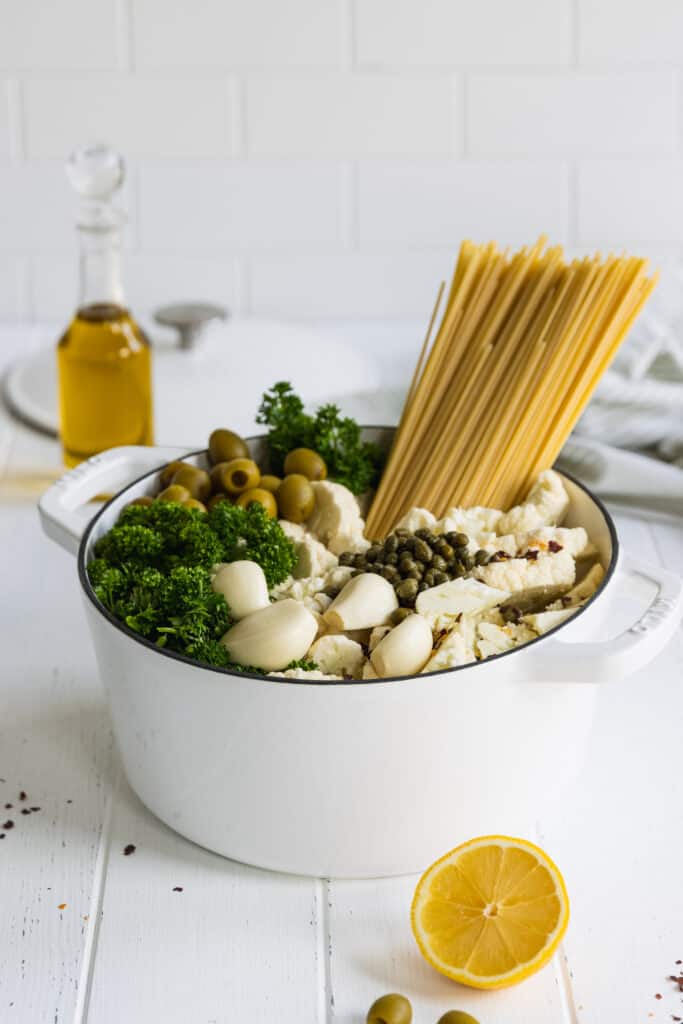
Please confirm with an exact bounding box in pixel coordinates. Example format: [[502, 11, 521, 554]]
[[268, 668, 343, 681], [483, 526, 589, 559], [436, 506, 503, 545], [415, 577, 510, 628], [474, 548, 575, 600], [308, 634, 365, 679], [270, 574, 327, 610], [521, 607, 576, 634], [293, 534, 338, 579], [393, 507, 437, 533], [497, 470, 569, 535], [475, 620, 536, 659], [278, 519, 306, 543], [422, 617, 477, 672], [307, 481, 369, 555]]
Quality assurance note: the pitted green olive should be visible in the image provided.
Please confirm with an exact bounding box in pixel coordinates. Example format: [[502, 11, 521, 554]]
[[236, 487, 278, 519], [159, 460, 192, 489], [127, 495, 154, 508], [207, 493, 230, 511], [182, 497, 207, 513], [171, 464, 211, 502], [218, 458, 261, 496], [283, 447, 327, 481], [436, 1013, 480, 1024], [277, 474, 315, 523], [208, 429, 249, 466], [157, 484, 191, 503], [366, 993, 412, 1024], [259, 474, 282, 494]]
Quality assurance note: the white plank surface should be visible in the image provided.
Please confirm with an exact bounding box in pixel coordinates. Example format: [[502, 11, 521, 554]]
[[1, 325, 682, 1024]]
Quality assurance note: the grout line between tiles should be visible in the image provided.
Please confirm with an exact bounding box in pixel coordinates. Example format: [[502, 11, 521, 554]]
[[72, 767, 120, 1024]]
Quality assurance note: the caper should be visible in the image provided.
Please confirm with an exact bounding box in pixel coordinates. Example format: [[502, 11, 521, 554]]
[[126, 495, 154, 508], [461, 552, 475, 571], [437, 541, 455, 561], [418, 581, 429, 592], [396, 579, 418, 604], [277, 473, 315, 524], [453, 532, 469, 549], [423, 570, 436, 587], [436, 1013, 479, 1024], [475, 549, 492, 566], [414, 539, 432, 563], [413, 561, 426, 575], [391, 607, 413, 625], [384, 534, 399, 554], [395, 528, 410, 538], [353, 553, 368, 570], [259, 474, 282, 494], [171, 464, 211, 502], [367, 993, 412, 1024], [405, 568, 421, 581], [338, 552, 355, 567], [207, 493, 230, 511], [182, 497, 207, 513], [415, 528, 432, 541], [425, 532, 440, 547], [384, 552, 398, 566], [236, 487, 278, 518], [218, 458, 261, 496], [208, 428, 249, 466], [283, 447, 328, 481], [432, 570, 449, 585], [157, 484, 191, 503], [159, 460, 192, 489], [431, 554, 447, 572], [380, 565, 398, 581], [399, 558, 416, 574], [366, 544, 382, 563]]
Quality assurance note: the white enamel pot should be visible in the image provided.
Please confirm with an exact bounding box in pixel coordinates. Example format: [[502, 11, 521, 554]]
[[39, 430, 683, 878]]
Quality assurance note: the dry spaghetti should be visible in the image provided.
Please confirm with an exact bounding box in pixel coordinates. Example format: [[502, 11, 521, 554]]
[[365, 237, 657, 539]]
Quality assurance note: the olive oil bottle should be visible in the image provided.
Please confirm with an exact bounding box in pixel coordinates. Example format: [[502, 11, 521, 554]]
[[57, 144, 153, 467]]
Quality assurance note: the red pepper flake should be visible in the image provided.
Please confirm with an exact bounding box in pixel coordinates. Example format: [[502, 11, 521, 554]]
[[20, 809, 31, 816], [669, 975, 683, 992], [491, 550, 510, 562], [4, 803, 12, 809], [656, 993, 663, 999], [677, 960, 682, 965], [30, 807, 40, 812], [672, 1016, 681, 1022], [2, 820, 13, 830], [548, 540, 563, 553], [57, 903, 67, 910], [172, 886, 183, 892], [524, 549, 540, 561], [123, 844, 136, 856], [19, 791, 27, 801]]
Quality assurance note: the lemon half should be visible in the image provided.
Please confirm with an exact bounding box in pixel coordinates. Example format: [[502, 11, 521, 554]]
[[411, 835, 569, 989]]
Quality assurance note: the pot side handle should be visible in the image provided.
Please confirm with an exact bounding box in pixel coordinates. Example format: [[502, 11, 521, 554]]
[[39, 445, 189, 555], [529, 555, 683, 683]]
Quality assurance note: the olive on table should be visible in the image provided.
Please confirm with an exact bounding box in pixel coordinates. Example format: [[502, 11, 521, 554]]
[[182, 498, 207, 513], [277, 474, 315, 524], [157, 484, 191, 503], [283, 447, 327, 481], [208, 428, 249, 466], [236, 487, 278, 519], [366, 992, 412, 1024], [207, 493, 230, 511], [171, 464, 211, 502], [217, 458, 261, 496], [126, 495, 154, 508], [436, 1012, 480, 1024], [159, 460, 191, 489], [259, 474, 282, 494]]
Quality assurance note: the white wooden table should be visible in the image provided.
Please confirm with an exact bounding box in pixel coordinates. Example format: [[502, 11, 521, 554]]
[[1, 324, 682, 1024]]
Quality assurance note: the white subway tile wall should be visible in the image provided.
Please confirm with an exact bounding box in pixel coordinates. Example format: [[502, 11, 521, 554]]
[[0, 0, 681, 321]]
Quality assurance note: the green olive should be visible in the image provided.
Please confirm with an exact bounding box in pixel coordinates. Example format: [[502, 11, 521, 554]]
[[366, 993, 412, 1024], [159, 460, 192, 489], [208, 429, 249, 466], [236, 487, 278, 519], [126, 495, 154, 508], [182, 497, 207, 513], [157, 484, 191, 503], [259, 474, 282, 494], [171, 464, 211, 502], [436, 1013, 480, 1024], [218, 458, 261, 496], [277, 474, 315, 524], [207, 493, 231, 511], [283, 447, 327, 481]]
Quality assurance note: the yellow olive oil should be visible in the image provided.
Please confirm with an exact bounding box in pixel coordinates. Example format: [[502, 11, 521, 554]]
[[57, 303, 153, 467], [57, 144, 154, 466]]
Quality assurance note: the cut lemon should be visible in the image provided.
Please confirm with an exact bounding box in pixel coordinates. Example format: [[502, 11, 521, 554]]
[[411, 835, 569, 989]]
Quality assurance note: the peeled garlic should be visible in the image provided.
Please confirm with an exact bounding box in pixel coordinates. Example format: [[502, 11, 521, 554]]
[[221, 599, 318, 671], [212, 560, 270, 620], [370, 613, 433, 678], [322, 573, 398, 631]]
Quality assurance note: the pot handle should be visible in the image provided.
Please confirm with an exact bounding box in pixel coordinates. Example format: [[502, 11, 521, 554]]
[[39, 445, 189, 555], [529, 554, 683, 683]]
